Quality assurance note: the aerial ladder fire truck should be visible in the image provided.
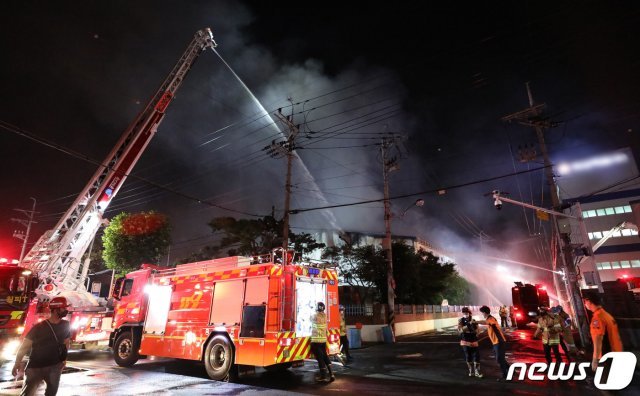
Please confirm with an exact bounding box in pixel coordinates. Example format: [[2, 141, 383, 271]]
[[0, 28, 217, 359], [109, 251, 342, 381]]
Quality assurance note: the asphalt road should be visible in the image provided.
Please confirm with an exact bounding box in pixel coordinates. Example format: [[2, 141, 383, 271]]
[[1, 326, 638, 395]]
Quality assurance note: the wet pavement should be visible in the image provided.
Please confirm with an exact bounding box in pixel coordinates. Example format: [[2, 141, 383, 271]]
[[0, 325, 638, 395]]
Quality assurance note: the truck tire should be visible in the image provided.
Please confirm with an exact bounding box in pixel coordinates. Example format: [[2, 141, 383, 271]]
[[204, 335, 234, 381], [113, 331, 140, 367]]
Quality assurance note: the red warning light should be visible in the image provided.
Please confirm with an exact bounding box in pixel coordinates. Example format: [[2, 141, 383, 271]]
[[43, 284, 55, 292], [621, 274, 629, 279]]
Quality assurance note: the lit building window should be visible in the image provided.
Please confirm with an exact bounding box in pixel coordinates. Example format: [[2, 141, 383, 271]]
[[585, 210, 596, 217], [632, 260, 640, 268], [615, 206, 626, 214], [622, 229, 633, 236], [588, 232, 594, 240], [621, 260, 631, 268], [611, 261, 621, 269], [593, 231, 603, 239], [601, 262, 612, 270], [605, 208, 615, 215], [596, 263, 603, 270], [624, 205, 632, 213], [596, 209, 606, 216]]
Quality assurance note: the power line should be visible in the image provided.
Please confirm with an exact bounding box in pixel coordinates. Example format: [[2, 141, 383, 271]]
[[0, 120, 264, 218], [290, 164, 552, 214]]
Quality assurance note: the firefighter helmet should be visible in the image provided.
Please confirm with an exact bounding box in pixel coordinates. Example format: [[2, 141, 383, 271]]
[[316, 302, 326, 312], [49, 296, 71, 309]]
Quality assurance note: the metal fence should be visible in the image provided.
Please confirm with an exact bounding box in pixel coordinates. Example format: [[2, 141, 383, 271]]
[[344, 304, 375, 316], [343, 304, 491, 317]]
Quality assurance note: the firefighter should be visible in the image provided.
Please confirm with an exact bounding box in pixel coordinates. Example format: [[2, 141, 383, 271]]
[[551, 305, 576, 360], [508, 306, 517, 329], [458, 307, 482, 378], [498, 305, 508, 328], [478, 306, 509, 381], [533, 305, 563, 364], [12, 296, 71, 396], [583, 294, 623, 371], [311, 301, 334, 382], [339, 305, 352, 363]]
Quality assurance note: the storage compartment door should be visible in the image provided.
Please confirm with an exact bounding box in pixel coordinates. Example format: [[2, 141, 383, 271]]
[[295, 279, 327, 337], [143, 285, 172, 334], [209, 280, 244, 326]]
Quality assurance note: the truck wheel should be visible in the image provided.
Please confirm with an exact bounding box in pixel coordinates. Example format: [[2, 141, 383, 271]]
[[204, 335, 234, 381], [113, 331, 139, 367]]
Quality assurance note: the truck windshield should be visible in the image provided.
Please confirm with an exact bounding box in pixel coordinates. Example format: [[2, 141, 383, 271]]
[[0, 268, 29, 310]]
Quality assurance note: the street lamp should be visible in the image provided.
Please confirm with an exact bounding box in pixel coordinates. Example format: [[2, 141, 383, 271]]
[[399, 199, 425, 218]]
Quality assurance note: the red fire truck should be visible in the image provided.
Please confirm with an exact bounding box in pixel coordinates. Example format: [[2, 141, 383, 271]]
[[109, 252, 341, 380], [0, 28, 217, 359], [511, 281, 550, 328]]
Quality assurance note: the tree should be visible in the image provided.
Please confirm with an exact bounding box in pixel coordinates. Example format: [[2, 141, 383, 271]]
[[102, 211, 171, 275], [323, 243, 386, 304], [181, 215, 325, 261], [325, 240, 471, 305]]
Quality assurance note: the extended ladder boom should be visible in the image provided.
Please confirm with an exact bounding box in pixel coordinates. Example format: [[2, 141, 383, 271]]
[[22, 28, 216, 303], [592, 221, 639, 253]]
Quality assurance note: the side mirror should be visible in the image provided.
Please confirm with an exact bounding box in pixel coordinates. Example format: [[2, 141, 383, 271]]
[[30, 277, 40, 292], [112, 277, 124, 300]]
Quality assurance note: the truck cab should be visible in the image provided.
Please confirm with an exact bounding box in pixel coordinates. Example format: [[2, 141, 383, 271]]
[[0, 264, 39, 359]]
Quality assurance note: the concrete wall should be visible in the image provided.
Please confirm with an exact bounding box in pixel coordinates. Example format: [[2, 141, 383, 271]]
[[348, 312, 469, 343]]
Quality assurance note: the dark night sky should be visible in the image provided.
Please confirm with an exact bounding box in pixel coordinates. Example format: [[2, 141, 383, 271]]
[[2, 1, 639, 302]]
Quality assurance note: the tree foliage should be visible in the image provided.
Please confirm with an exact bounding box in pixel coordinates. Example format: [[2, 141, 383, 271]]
[[324, 240, 471, 305], [181, 215, 325, 262], [102, 211, 171, 275]]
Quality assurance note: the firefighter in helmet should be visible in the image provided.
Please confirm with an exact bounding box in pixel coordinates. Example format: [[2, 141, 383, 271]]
[[12, 296, 72, 396], [311, 301, 334, 382], [339, 305, 352, 363], [533, 305, 563, 364]]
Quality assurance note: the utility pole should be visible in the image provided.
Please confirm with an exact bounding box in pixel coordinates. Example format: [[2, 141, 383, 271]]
[[501, 83, 590, 347], [264, 102, 300, 263], [381, 135, 401, 342], [12, 197, 37, 263]]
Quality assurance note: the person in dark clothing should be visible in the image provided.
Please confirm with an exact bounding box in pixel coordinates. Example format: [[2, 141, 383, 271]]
[[12, 296, 71, 396], [458, 307, 483, 378]]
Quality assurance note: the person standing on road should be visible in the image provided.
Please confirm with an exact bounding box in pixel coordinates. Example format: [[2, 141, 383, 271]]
[[338, 305, 352, 363], [12, 296, 71, 396], [583, 294, 623, 371], [479, 305, 509, 381], [499, 305, 508, 328], [458, 307, 483, 378], [551, 305, 575, 360], [311, 301, 335, 383], [533, 306, 563, 364], [508, 306, 518, 329]]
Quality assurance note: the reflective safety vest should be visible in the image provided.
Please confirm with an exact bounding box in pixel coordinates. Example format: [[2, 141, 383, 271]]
[[340, 314, 347, 336], [311, 312, 327, 343]]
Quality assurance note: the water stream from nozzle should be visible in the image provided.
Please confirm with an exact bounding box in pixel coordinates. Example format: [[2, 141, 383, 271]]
[[211, 48, 341, 233]]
